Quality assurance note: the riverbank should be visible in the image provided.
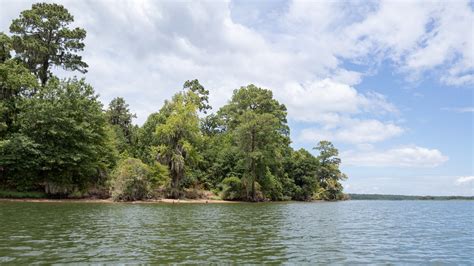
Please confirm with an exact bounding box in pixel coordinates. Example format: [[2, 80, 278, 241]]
[[0, 198, 240, 204]]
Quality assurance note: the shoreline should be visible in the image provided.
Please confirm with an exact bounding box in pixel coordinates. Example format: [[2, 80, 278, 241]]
[[0, 198, 241, 204]]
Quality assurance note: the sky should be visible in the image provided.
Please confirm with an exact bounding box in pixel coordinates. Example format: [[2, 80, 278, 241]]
[[1, 0, 473, 196]]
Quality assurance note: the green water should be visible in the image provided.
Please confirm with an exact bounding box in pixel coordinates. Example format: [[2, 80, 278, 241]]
[[0, 200, 473, 264]]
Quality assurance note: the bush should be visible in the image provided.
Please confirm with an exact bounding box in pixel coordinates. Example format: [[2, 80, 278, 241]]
[[221, 176, 243, 200], [110, 158, 153, 201]]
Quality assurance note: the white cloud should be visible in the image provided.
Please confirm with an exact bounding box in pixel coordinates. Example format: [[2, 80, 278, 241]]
[[283, 0, 474, 86], [456, 176, 474, 185], [300, 119, 403, 144], [0, 0, 471, 138], [341, 1, 474, 86], [279, 79, 398, 123], [341, 146, 449, 167]]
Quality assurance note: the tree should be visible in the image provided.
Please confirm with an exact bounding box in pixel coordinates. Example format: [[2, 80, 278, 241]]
[[135, 112, 163, 164], [234, 111, 281, 201], [0, 59, 38, 188], [15, 78, 116, 194], [154, 91, 201, 198], [0, 34, 38, 197], [219, 84, 289, 135], [183, 79, 211, 113], [0, 60, 38, 138], [0, 33, 12, 63], [218, 85, 290, 201], [313, 141, 347, 200], [284, 148, 319, 201], [110, 158, 153, 201], [9, 3, 87, 86], [106, 97, 136, 153], [0, 133, 41, 190]]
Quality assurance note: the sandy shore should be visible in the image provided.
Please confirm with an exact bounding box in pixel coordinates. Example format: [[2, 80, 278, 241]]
[[0, 198, 240, 204]]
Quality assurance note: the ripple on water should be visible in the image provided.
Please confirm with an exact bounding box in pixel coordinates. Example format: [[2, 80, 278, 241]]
[[0, 201, 473, 264]]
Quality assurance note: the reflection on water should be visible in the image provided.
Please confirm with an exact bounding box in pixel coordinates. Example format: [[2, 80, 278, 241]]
[[0, 201, 473, 264]]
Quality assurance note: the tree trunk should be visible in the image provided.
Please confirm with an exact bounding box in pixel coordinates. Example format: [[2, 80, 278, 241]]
[[250, 128, 256, 201]]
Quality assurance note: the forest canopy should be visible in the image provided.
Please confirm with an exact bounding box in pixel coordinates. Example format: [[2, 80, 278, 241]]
[[0, 2, 347, 201]]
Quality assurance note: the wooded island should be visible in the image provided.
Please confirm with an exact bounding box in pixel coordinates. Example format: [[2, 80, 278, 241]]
[[0, 3, 347, 202]]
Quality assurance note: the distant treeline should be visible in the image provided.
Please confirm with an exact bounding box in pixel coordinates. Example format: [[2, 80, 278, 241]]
[[349, 194, 474, 200], [0, 3, 347, 202]]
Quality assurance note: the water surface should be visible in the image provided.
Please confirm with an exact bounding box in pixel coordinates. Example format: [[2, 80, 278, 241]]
[[0, 200, 472, 264]]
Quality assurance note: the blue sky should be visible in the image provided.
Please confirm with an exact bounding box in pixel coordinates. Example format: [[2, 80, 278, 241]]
[[1, 0, 473, 195]]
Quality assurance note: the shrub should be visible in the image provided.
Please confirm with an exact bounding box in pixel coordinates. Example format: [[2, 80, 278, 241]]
[[110, 158, 153, 201], [221, 176, 243, 200]]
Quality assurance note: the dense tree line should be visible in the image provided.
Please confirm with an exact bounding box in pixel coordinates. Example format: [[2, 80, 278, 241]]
[[0, 3, 347, 201]]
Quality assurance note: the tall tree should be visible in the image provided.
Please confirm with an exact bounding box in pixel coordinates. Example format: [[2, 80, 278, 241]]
[[219, 85, 290, 201], [313, 141, 347, 200], [13, 78, 116, 194], [0, 33, 12, 63], [284, 148, 319, 201], [183, 79, 211, 113], [106, 97, 136, 153], [154, 91, 201, 198], [9, 3, 87, 86], [234, 111, 282, 201], [219, 84, 289, 135], [0, 49, 38, 138]]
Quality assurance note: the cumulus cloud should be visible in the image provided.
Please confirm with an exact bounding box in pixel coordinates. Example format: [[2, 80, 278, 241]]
[[455, 176, 474, 185], [1, 0, 472, 126], [340, 0, 474, 85], [279, 79, 398, 122], [0, 0, 470, 169], [341, 146, 449, 167], [299, 119, 403, 144]]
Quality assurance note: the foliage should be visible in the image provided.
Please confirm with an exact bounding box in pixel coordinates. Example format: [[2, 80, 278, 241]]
[[0, 134, 41, 191], [183, 79, 211, 113], [0, 59, 38, 138], [106, 97, 136, 154], [13, 78, 116, 194], [9, 3, 88, 85], [154, 91, 201, 198], [0, 32, 12, 63], [313, 141, 347, 200], [220, 176, 243, 200], [110, 158, 153, 201], [284, 149, 319, 201], [0, 3, 349, 201], [217, 85, 290, 201]]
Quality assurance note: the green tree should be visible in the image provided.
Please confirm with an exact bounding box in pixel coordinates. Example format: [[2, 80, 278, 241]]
[[313, 140, 347, 200], [135, 112, 163, 164], [0, 33, 12, 63], [183, 79, 211, 113], [110, 157, 153, 201], [154, 91, 201, 198], [0, 133, 41, 190], [15, 78, 116, 194], [0, 60, 38, 138], [218, 85, 290, 201], [284, 148, 319, 201], [234, 111, 281, 201], [106, 97, 136, 153], [219, 84, 289, 135], [9, 3, 87, 86]]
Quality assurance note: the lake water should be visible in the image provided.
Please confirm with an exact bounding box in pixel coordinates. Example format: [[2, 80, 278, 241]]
[[0, 200, 473, 264]]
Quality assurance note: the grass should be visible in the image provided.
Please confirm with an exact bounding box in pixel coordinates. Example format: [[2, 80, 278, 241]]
[[0, 190, 48, 199]]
